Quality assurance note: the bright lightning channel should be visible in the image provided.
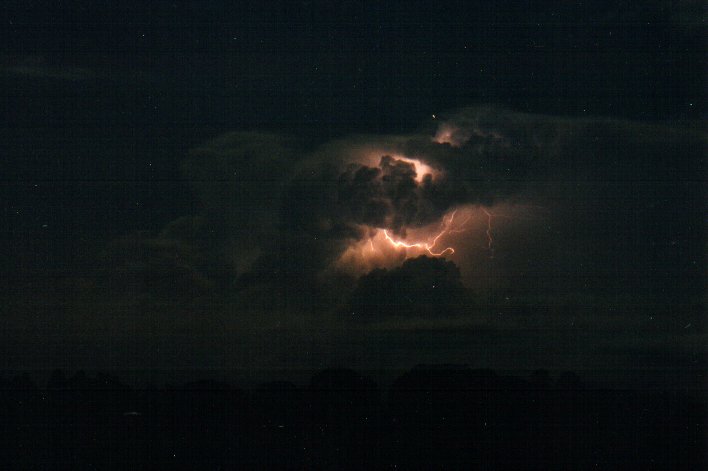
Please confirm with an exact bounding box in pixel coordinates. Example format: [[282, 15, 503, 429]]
[[380, 211, 460, 257], [482, 208, 494, 256]]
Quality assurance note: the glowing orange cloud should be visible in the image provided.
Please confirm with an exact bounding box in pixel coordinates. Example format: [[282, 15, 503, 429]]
[[433, 124, 459, 146], [433, 123, 504, 147], [359, 151, 441, 183], [394, 155, 437, 183]]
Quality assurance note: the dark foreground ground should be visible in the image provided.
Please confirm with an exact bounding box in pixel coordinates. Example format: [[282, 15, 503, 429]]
[[1, 366, 704, 470]]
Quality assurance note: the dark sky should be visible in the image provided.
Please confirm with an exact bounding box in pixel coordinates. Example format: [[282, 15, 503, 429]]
[[1, 1, 705, 387]]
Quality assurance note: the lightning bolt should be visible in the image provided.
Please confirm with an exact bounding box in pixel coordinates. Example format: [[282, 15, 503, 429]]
[[383, 229, 455, 256], [382, 210, 463, 257], [482, 208, 494, 257]]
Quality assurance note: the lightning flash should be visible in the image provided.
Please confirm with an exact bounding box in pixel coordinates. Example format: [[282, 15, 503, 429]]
[[380, 210, 466, 257], [332, 148, 507, 275], [482, 208, 494, 257]]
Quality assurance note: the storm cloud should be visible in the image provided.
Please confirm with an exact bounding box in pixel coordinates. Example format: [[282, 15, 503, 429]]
[[143, 106, 704, 309], [0, 105, 703, 378], [347, 256, 470, 320], [24, 106, 699, 351]]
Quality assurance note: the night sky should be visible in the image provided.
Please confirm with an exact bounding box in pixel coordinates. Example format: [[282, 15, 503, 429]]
[[1, 1, 705, 388]]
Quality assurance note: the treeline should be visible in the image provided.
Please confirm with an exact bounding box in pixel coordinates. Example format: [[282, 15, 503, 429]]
[[1, 366, 704, 469]]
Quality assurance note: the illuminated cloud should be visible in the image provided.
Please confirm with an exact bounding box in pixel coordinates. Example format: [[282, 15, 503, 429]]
[[136, 106, 703, 307]]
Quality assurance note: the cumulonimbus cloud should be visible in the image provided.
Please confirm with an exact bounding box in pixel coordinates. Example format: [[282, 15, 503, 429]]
[[122, 106, 703, 307]]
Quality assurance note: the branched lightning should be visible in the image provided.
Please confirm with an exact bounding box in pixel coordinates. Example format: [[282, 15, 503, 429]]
[[358, 206, 505, 267], [381, 210, 463, 257], [383, 229, 455, 256]]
